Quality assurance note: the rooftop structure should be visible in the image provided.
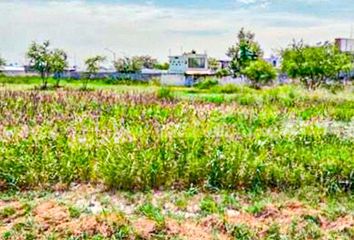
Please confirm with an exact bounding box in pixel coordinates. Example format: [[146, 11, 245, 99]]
[[335, 38, 354, 53]]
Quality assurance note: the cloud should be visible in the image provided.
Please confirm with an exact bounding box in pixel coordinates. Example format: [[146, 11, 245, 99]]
[[0, 0, 352, 66]]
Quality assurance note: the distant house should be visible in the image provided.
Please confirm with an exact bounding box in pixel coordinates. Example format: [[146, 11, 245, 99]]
[[335, 38, 354, 53], [264, 55, 281, 68], [162, 51, 214, 86], [1, 64, 28, 76], [218, 59, 231, 69], [168, 51, 213, 75]]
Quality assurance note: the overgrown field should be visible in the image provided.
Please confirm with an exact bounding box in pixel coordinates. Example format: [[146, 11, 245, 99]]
[[0, 85, 353, 193]]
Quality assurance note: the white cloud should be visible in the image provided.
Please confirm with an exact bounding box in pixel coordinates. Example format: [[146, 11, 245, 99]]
[[0, 0, 351, 66]]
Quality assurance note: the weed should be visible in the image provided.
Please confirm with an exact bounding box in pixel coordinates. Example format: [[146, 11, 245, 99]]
[[68, 205, 82, 218], [226, 223, 255, 240], [138, 203, 165, 226], [0, 206, 16, 218], [157, 87, 174, 100], [200, 196, 220, 215]]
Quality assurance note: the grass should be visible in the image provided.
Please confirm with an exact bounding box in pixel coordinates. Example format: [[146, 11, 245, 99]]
[[0, 82, 353, 193]]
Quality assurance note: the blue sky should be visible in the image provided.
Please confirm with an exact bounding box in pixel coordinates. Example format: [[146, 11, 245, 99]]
[[0, 0, 353, 66]]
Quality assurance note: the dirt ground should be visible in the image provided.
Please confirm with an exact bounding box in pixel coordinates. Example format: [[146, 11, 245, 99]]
[[0, 184, 353, 239]]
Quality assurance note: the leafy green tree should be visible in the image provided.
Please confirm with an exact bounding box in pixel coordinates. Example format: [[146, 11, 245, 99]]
[[83, 55, 106, 89], [27, 41, 68, 89], [114, 57, 142, 73], [242, 59, 277, 88], [281, 41, 353, 89], [27, 41, 52, 89], [208, 57, 220, 71], [227, 28, 263, 77], [50, 49, 68, 87], [216, 68, 230, 78], [153, 62, 169, 70]]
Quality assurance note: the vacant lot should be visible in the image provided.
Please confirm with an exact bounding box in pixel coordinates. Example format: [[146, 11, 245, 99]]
[[0, 83, 353, 239]]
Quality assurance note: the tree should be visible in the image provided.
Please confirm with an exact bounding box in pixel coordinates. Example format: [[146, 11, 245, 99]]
[[83, 55, 106, 90], [227, 28, 263, 77], [133, 55, 158, 69], [216, 68, 230, 78], [281, 41, 353, 89], [27, 41, 52, 89], [50, 49, 68, 87], [208, 57, 220, 71], [242, 60, 277, 88], [153, 62, 169, 70], [27, 41, 68, 89], [114, 57, 142, 73]]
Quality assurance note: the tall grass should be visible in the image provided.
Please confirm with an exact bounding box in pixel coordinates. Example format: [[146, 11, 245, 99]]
[[0, 86, 353, 193]]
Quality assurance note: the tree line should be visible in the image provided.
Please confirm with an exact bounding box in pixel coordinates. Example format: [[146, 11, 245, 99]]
[[226, 28, 353, 89], [0, 41, 169, 90], [0, 29, 353, 90]]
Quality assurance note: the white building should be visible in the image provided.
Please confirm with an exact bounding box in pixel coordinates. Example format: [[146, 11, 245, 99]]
[[0, 65, 27, 76], [161, 51, 213, 86], [335, 38, 354, 53], [168, 51, 211, 75]]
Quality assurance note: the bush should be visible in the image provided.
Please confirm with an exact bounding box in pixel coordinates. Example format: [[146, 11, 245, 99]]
[[195, 78, 219, 89], [323, 83, 345, 94], [156, 87, 174, 100], [216, 69, 230, 78], [212, 84, 242, 94]]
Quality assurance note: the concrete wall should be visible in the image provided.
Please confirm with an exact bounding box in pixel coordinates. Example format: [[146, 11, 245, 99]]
[[161, 74, 186, 86]]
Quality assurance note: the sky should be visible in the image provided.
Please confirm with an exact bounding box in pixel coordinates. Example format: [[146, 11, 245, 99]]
[[0, 0, 354, 67]]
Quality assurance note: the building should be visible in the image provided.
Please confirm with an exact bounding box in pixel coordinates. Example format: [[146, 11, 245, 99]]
[[335, 38, 354, 53], [218, 59, 231, 69], [264, 55, 281, 68], [168, 51, 212, 75], [0, 64, 28, 76], [162, 51, 214, 86]]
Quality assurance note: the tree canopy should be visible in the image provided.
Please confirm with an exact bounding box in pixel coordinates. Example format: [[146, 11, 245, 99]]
[[83, 55, 106, 89], [85, 55, 106, 77], [243, 60, 277, 88], [114, 57, 142, 73], [50, 49, 68, 87], [281, 41, 353, 89], [227, 28, 263, 77], [27, 41, 68, 89], [208, 57, 220, 71]]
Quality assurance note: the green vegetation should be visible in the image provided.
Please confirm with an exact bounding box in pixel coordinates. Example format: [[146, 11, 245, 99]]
[[26, 41, 68, 89], [0, 83, 352, 193], [195, 78, 219, 89], [242, 59, 277, 88], [83, 55, 106, 90], [227, 28, 264, 77], [281, 41, 353, 89]]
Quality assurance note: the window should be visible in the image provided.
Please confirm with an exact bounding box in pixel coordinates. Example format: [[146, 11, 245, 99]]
[[188, 57, 206, 68]]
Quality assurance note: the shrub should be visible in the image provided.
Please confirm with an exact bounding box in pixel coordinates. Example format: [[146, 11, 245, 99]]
[[156, 87, 174, 100], [138, 203, 165, 227], [195, 78, 219, 89], [213, 84, 242, 94], [242, 60, 277, 88], [200, 196, 219, 215], [227, 224, 255, 240]]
